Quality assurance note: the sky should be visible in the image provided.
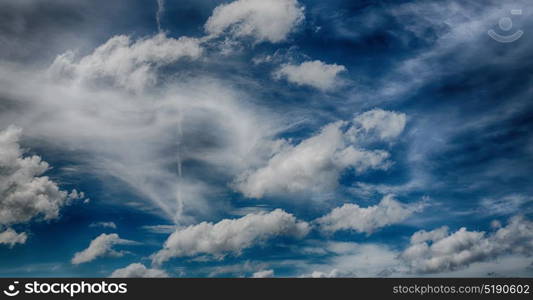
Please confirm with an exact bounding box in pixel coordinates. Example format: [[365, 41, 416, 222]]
[[0, 0, 532, 278]]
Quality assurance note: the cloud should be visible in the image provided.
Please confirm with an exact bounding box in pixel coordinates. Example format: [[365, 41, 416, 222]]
[[0, 126, 77, 227], [71, 233, 137, 265], [204, 0, 304, 43], [300, 242, 400, 277], [252, 269, 274, 278], [1, 43, 284, 224], [401, 215, 533, 273], [201, 260, 269, 277], [142, 225, 176, 234], [374, 0, 533, 104], [234, 110, 407, 199], [308, 269, 356, 278], [0, 9, 403, 230], [435, 255, 533, 277], [89, 222, 117, 229], [316, 195, 426, 235], [49, 33, 202, 93], [156, 0, 165, 31], [0, 228, 27, 247], [409, 226, 449, 244], [110, 263, 169, 278], [352, 109, 407, 141], [274, 60, 346, 91], [152, 209, 310, 264], [299, 216, 533, 277], [480, 194, 533, 216]]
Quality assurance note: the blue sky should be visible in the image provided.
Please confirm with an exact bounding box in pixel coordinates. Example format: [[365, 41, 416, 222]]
[[0, 0, 532, 278]]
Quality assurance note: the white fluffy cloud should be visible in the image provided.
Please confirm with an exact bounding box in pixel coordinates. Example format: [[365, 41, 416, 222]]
[[72, 233, 137, 265], [152, 209, 310, 264], [0, 126, 80, 235], [274, 60, 346, 91], [409, 226, 449, 244], [352, 109, 407, 141], [110, 263, 169, 278], [205, 0, 305, 43], [49, 33, 202, 93], [234, 110, 407, 199], [252, 269, 274, 278], [401, 216, 533, 273], [316, 195, 426, 235], [0, 228, 27, 247]]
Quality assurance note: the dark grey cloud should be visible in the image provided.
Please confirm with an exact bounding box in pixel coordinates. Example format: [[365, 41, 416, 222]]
[[0, 0, 156, 64]]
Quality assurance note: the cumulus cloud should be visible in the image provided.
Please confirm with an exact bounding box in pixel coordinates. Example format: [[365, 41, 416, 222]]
[[409, 226, 449, 244], [352, 109, 407, 141], [0, 228, 27, 247], [204, 0, 304, 43], [274, 60, 346, 91], [234, 109, 407, 199], [72, 233, 137, 265], [316, 195, 426, 235], [89, 222, 117, 229], [152, 209, 310, 264], [0, 126, 78, 228], [49, 33, 202, 93], [401, 216, 533, 273], [252, 269, 274, 278], [110, 263, 169, 278]]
